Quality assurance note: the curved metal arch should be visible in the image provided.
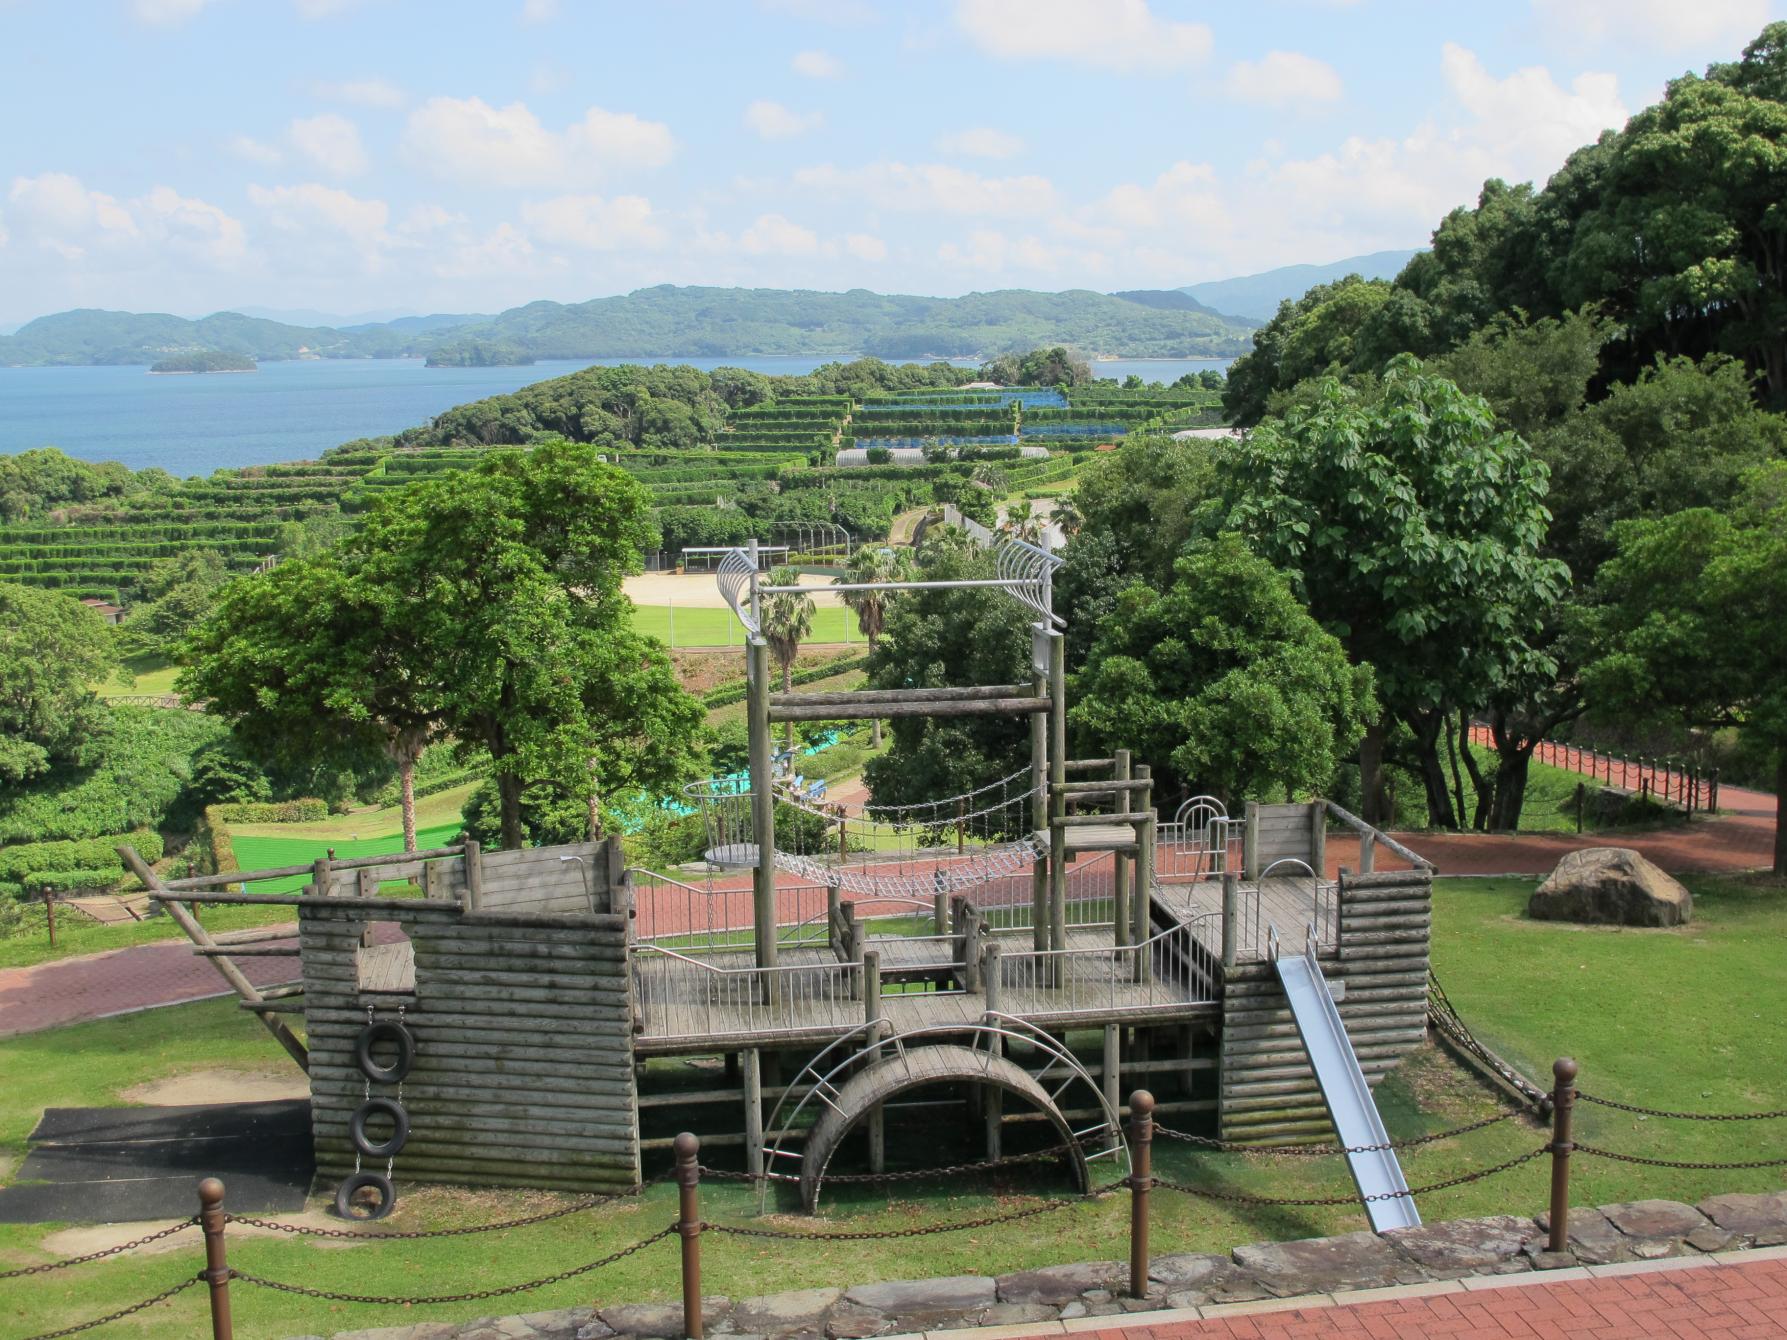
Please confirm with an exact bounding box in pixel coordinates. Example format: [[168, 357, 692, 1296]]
[[760, 1011, 1128, 1214], [993, 534, 1063, 626], [716, 546, 760, 637], [1258, 857, 1319, 880], [1171, 794, 1228, 828]]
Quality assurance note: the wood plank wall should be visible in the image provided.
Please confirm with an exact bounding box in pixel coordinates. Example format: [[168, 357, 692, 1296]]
[[1216, 868, 1431, 1144], [300, 857, 640, 1192], [1248, 801, 1321, 877]]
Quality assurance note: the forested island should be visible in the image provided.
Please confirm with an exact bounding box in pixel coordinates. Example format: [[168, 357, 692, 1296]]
[[424, 341, 534, 368], [147, 351, 257, 374]]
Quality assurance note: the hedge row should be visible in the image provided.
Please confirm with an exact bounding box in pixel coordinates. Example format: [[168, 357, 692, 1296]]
[[0, 830, 162, 884], [700, 654, 869, 708], [209, 798, 329, 823]]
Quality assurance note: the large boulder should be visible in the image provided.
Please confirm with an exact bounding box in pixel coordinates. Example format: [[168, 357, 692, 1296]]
[[1528, 847, 1692, 927]]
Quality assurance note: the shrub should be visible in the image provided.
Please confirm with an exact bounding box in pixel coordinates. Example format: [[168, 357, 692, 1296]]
[[0, 830, 161, 883], [865, 446, 893, 465], [207, 798, 329, 823]]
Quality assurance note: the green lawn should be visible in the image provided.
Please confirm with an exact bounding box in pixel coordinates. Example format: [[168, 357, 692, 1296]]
[[3, 872, 1783, 1338], [632, 603, 860, 648], [229, 821, 465, 893], [97, 657, 182, 698]]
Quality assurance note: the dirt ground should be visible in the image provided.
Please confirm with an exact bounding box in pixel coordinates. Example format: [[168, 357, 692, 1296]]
[[624, 571, 844, 608], [119, 1067, 308, 1106], [671, 646, 853, 695]]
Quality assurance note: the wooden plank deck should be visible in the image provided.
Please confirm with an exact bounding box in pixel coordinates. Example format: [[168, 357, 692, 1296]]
[[1151, 877, 1330, 958]]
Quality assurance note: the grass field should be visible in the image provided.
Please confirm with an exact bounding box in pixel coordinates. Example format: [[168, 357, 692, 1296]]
[[632, 602, 860, 648], [97, 657, 182, 698], [3, 872, 1783, 1339]]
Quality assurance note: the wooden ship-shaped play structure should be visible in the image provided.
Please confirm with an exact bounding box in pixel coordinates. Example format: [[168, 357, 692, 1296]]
[[128, 531, 1438, 1227]]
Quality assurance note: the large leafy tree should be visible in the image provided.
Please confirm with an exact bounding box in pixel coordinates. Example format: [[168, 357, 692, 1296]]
[[0, 584, 116, 785], [1582, 464, 1787, 873], [1069, 535, 1375, 810], [119, 550, 232, 662], [1219, 357, 1569, 827]]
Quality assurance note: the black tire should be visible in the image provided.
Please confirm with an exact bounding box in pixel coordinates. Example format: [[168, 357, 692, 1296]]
[[349, 1097, 410, 1159], [354, 1020, 415, 1083], [333, 1172, 395, 1221]]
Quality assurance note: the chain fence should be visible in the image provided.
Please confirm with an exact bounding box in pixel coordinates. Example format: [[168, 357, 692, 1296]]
[[696, 1141, 1086, 1186], [229, 1226, 676, 1307], [20, 1275, 199, 1340], [1575, 1093, 1787, 1122], [701, 1177, 1130, 1241], [224, 1177, 658, 1240], [1573, 1143, 1787, 1172], [0, 1216, 196, 1278], [1152, 1108, 1527, 1158], [1151, 1144, 1551, 1208]]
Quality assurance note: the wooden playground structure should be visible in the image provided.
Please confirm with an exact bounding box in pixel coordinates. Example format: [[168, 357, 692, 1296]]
[[122, 530, 1435, 1220]]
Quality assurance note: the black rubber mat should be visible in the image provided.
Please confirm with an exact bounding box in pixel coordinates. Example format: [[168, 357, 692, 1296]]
[[0, 1101, 313, 1223]]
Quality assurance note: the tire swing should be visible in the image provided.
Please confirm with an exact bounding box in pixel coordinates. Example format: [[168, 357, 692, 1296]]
[[336, 1007, 414, 1222]]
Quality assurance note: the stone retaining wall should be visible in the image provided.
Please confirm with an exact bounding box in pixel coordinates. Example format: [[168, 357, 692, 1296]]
[[295, 1187, 1787, 1340]]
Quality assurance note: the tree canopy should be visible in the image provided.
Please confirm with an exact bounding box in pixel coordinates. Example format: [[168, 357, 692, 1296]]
[[0, 584, 117, 785]]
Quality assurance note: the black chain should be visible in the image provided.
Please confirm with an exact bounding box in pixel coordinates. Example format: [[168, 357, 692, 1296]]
[[1573, 1142, 1787, 1171], [1152, 1108, 1524, 1158], [697, 1142, 1080, 1185], [226, 1180, 650, 1240], [1426, 971, 1549, 1108], [20, 1275, 199, 1340], [230, 1225, 674, 1305], [1151, 1144, 1549, 1207], [1575, 1093, 1787, 1122], [701, 1177, 1128, 1241], [0, 1217, 197, 1278]]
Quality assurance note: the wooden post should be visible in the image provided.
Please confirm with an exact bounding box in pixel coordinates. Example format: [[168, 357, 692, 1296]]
[[1242, 801, 1260, 880], [747, 637, 778, 973], [1359, 830, 1376, 874], [1127, 1090, 1154, 1300], [43, 886, 55, 949], [1030, 663, 1050, 953], [1112, 750, 1132, 948], [462, 839, 483, 912], [863, 950, 881, 1035], [1047, 630, 1067, 958], [743, 1050, 764, 1181], [312, 854, 332, 898], [956, 797, 966, 854], [675, 1133, 704, 1340], [1221, 873, 1238, 971], [1132, 766, 1153, 954], [198, 1177, 233, 1340], [1547, 1057, 1577, 1254], [933, 890, 948, 936], [983, 941, 1002, 1016], [118, 847, 308, 1072], [1103, 1025, 1121, 1114], [1309, 800, 1326, 880]]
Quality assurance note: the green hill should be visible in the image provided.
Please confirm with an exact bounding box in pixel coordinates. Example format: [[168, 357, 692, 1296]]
[[0, 286, 1256, 366]]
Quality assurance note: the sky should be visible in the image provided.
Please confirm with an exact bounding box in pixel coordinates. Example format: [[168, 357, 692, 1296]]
[[2, 0, 1785, 325]]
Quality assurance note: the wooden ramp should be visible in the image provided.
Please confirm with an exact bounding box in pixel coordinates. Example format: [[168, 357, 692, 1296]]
[[796, 1045, 1089, 1211]]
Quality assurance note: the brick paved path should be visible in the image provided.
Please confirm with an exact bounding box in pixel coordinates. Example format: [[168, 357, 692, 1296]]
[[1048, 1253, 1787, 1340]]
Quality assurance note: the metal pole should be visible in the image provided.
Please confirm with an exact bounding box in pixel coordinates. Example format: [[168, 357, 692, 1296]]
[[1047, 630, 1067, 958], [1547, 1057, 1577, 1254], [1127, 1089, 1154, 1299], [1132, 766, 1153, 954], [1030, 658, 1049, 953], [675, 1132, 704, 1340], [1112, 750, 1131, 948], [198, 1177, 233, 1340], [747, 638, 777, 973]]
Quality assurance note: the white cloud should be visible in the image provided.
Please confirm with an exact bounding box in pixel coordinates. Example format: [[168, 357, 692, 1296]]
[[521, 0, 559, 20], [937, 228, 1106, 277], [293, 0, 359, 16], [935, 127, 1024, 159], [844, 232, 887, 261], [289, 113, 369, 177], [310, 78, 405, 108], [1440, 44, 1626, 175], [1090, 160, 1227, 233], [791, 49, 844, 79], [739, 212, 820, 256], [1531, 0, 1768, 49], [6, 173, 244, 270], [1225, 51, 1344, 106], [760, 0, 879, 25], [745, 100, 824, 140], [247, 182, 389, 253], [131, 0, 215, 25], [794, 161, 1056, 215], [522, 193, 666, 250], [402, 97, 674, 189], [227, 134, 283, 166], [8, 174, 138, 259], [953, 0, 1210, 72]]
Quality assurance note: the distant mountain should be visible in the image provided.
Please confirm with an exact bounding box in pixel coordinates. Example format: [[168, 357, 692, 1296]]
[[1108, 288, 1252, 322], [233, 305, 434, 327], [1180, 250, 1421, 322], [0, 286, 1257, 366]]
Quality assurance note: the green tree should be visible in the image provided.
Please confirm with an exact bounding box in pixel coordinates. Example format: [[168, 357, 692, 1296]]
[[1582, 464, 1787, 872], [119, 550, 232, 661], [761, 566, 816, 747], [1221, 276, 1399, 425], [1219, 357, 1569, 827], [835, 547, 910, 747], [1069, 535, 1375, 809], [0, 585, 116, 784]]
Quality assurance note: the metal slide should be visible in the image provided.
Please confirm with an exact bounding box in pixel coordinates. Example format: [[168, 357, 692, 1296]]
[[1269, 923, 1420, 1231]]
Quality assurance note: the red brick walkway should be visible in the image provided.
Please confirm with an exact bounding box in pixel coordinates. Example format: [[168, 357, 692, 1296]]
[[1047, 1253, 1787, 1340]]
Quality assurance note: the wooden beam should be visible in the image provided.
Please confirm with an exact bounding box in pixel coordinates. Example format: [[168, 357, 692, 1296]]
[[769, 697, 1050, 722], [118, 846, 309, 1073], [769, 683, 1030, 707]]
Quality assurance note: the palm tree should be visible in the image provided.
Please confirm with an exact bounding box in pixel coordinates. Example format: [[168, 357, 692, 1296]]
[[836, 547, 909, 746], [761, 566, 815, 748]]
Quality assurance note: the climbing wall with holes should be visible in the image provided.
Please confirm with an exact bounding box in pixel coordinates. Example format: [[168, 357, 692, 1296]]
[[299, 889, 640, 1197]]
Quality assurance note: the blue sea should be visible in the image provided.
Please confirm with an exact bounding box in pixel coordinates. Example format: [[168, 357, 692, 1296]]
[[0, 354, 1235, 478]]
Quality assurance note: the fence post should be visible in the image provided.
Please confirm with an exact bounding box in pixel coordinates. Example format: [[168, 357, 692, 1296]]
[[1547, 1058, 1577, 1255], [1220, 873, 1238, 971], [198, 1177, 233, 1340], [44, 886, 55, 949], [1710, 768, 1720, 813], [675, 1133, 704, 1340], [1127, 1089, 1154, 1299]]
